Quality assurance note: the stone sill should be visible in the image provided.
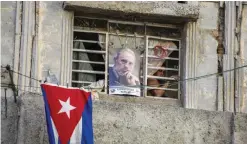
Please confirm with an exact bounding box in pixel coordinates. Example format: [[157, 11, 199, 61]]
[[18, 91, 182, 107], [94, 93, 182, 107]]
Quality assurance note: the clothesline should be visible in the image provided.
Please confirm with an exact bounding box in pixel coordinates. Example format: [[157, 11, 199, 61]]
[[1, 64, 247, 90]]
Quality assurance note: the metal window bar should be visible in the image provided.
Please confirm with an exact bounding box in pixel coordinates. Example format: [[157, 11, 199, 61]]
[[143, 36, 148, 97], [148, 46, 179, 51], [140, 55, 179, 60], [72, 49, 106, 54], [147, 75, 177, 81], [145, 96, 180, 102], [145, 22, 182, 29], [148, 35, 180, 41], [72, 60, 105, 65], [147, 55, 179, 60], [73, 28, 107, 34], [105, 33, 109, 93], [72, 80, 93, 84], [73, 39, 105, 44], [145, 36, 181, 99], [146, 86, 178, 91], [69, 14, 74, 87], [72, 70, 105, 74], [108, 19, 145, 26], [178, 39, 181, 100], [147, 66, 179, 71], [108, 33, 144, 38]]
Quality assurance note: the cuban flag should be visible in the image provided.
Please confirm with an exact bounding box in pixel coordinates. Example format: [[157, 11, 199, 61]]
[[41, 83, 94, 144]]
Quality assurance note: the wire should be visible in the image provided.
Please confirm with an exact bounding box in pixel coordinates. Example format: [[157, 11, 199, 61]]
[[1, 83, 41, 89], [1, 66, 42, 82], [1, 64, 246, 92], [1, 85, 42, 96], [115, 64, 247, 89]]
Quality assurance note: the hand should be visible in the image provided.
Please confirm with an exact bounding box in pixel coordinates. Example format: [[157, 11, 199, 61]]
[[126, 73, 140, 86], [171, 75, 179, 81], [119, 72, 140, 86]]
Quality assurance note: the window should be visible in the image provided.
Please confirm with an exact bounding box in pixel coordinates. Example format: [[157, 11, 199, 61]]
[[72, 16, 182, 99]]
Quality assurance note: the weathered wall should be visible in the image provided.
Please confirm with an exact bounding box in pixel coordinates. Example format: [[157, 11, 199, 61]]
[[1, 2, 18, 144], [234, 113, 247, 144], [16, 92, 247, 144], [241, 5, 247, 113], [1, 1, 16, 67], [193, 2, 219, 111], [1, 89, 18, 144], [38, 1, 64, 83]]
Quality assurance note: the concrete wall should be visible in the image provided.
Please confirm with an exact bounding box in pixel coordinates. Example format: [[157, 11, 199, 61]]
[[16, 92, 247, 144], [38, 1, 64, 82], [1, 1, 16, 67], [1, 2, 18, 144], [240, 5, 247, 113], [1, 89, 18, 144], [193, 2, 219, 110]]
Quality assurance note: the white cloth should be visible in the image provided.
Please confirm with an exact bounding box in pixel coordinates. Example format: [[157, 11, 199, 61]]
[[84, 80, 105, 92]]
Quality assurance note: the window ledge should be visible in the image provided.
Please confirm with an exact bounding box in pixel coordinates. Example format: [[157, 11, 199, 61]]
[[94, 94, 182, 107], [63, 1, 199, 23]]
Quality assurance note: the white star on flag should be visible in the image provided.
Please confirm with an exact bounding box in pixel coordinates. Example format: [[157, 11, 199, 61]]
[[58, 97, 76, 118]]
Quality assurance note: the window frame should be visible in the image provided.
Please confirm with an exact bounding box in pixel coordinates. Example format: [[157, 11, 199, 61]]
[[71, 16, 183, 101]]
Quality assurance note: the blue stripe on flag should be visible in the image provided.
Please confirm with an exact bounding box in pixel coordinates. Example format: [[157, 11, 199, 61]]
[[81, 94, 94, 144], [41, 86, 56, 144]]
